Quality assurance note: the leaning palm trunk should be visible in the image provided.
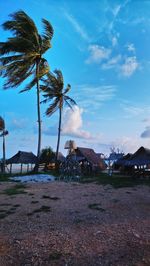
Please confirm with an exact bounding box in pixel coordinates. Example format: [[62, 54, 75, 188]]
[[55, 104, 62, 164], [2, 131, 6, 173], [34, 60, 42, 171]]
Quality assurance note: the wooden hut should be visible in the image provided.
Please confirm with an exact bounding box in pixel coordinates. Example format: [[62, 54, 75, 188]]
[[73, 147, 106, 173], [115, 147, 150, 176], [6, 150, 37, 173]]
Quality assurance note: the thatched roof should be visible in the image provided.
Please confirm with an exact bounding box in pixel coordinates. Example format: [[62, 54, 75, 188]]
[[7, 151, 37, 164], [76, 147, 105, 168], [115, 146, 150, 166], [115, 153, 132, 166], [127, 146, 150, 166]]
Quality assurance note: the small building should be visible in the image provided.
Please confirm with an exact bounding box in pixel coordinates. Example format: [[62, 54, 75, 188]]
[[115, 146, 150, 176], [73, 147, 106, 172], [6, 150, 37, 173]]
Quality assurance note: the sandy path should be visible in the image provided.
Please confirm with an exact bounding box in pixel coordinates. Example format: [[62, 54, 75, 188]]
[[0, 181, 150, 265]]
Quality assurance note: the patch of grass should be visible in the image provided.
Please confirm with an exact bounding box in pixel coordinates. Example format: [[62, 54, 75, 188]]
[[0, 174, 11, 182], [0, 203, 12, 206], [0, 207, 16, 219], [0, 210, 6, 213], [3, 184, 27, 196], [48, 252, 62, 261], [42, 195, 50, 199], [88, 203, 105, 212], [80, 172, 150, 188], [27, 205, 51, 216], [112, 199, 120, 203], [42, 195, 60, 200], [0, 213, 7, 219], [10, 207, 17, 211], [31, 201, 39, 204], [6, 210, 15, 215]]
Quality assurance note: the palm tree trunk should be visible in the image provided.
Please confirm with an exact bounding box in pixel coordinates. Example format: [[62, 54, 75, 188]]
[[34, 60, 42, 172], [2, 131, 6, 174], [55, 105, 62, 164]]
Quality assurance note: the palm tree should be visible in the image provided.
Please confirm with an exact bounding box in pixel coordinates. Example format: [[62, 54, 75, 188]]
[[41, 70, 76, 163], [0, 116, 8, 173], [0, 10, 54, 170]]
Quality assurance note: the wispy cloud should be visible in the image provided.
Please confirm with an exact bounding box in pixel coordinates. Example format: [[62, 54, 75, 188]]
[[121, 105, 144, 117], [120, 56, 139, 77], [102, 54, 121, 70], [74, 85, 117, 111], [126, 43, 135, 53], [86, 44, 111, 64], [120, 103, 150, 119], [64, 11, 90, 41]]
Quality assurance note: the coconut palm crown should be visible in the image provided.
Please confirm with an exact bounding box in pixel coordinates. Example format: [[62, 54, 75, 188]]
[[41, 70, 76, 162], [0, 10, 54, 170]]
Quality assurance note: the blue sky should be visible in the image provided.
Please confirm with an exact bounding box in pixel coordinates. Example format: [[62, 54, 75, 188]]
[[1, 0, 150, 158]]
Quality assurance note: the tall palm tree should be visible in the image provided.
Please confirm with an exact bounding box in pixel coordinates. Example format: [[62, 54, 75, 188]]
[[0, 116, 8, 173], [0, 10, 54, 170], [41, 70, 76, 162]]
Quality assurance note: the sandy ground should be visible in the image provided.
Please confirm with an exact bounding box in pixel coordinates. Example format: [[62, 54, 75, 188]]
[[0, 181, 150, 266]]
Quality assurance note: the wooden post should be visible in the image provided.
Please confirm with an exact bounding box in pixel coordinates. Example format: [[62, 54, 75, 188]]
[[20, 164, 23, 174], [10, 164, 12, 174]]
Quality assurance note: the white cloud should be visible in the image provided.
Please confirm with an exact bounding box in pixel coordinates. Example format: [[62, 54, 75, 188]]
[[102, 54, 121, 70], [64, 11, 89, 41], [120, 56, 139, 77], [126, 43, 135, 52], [86, 45, 111, 64], [111, 36, 118, 47], [62, 106, 92, 139], [120, 103, 150, 119], [112, 5, 121, 17], [122, 105, 144, 117]]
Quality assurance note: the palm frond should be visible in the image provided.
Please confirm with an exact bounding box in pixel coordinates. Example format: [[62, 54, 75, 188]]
[[19, 76, 37, 93], [42, 19, 54, 40], [0, 116, 5, 130], [64, 95, 77, 106], [0, 54, 25, 65], [54, 69, 64, 86], [46, 98, 59, 116], [64, 84, 71, 94], [2, 10, 39, 43]]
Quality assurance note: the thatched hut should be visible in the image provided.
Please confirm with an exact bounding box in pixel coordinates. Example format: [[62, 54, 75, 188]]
[[115, 147, 150, 176], [6, 151, 37, 173], [73, 147, 106, 173]]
